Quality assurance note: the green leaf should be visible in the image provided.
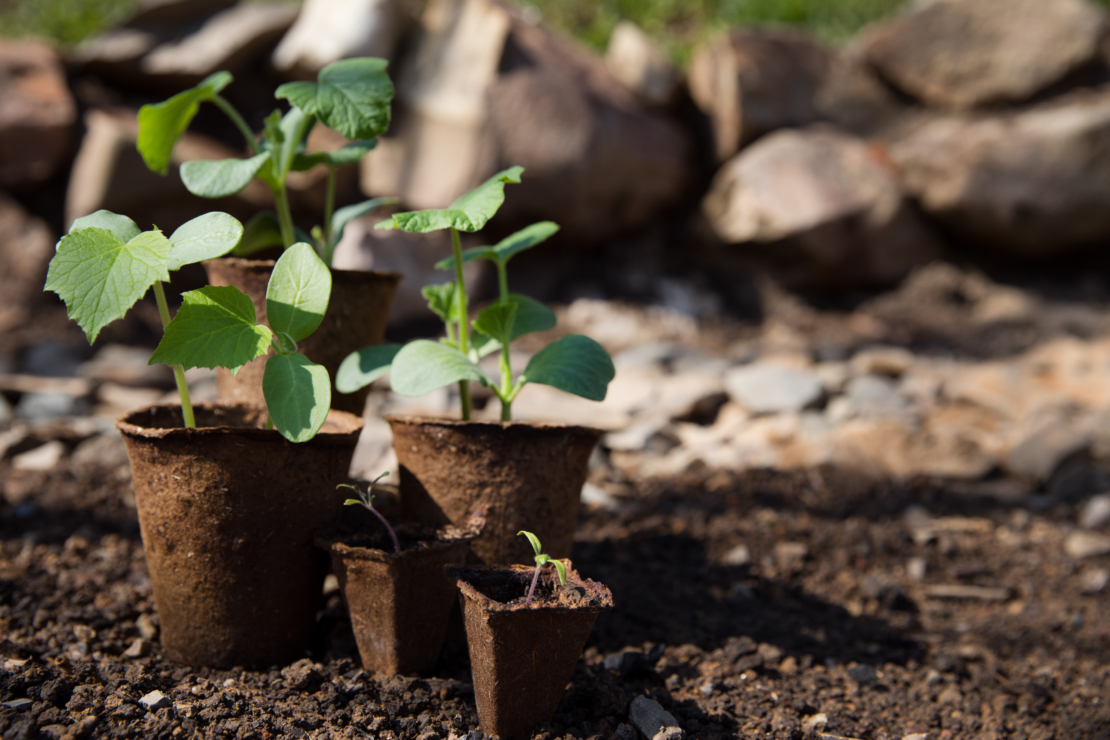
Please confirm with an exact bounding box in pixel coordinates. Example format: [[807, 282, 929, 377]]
[[436, 221, 559, 271], [506, 294, 556, 340], [550, 559, 567, 586], [180, 152, 271, 198], [472, 301, 516, 346], [137, 71, 233, 175], [167, 212, 244, 270], [233, 211, 284, 257], [263, 352, 330, 443], [336, 343, 402, 393], [45, 228, 171, 343], [519, 334, 614, 402], [421, 282, 458, 324], [291, 139, 377, 171], [69, 210, 140, 242], [149, 285, 273, 373], [330, 196, 399, 252], [273, 107, 312, 182], [276, 58, 394, 141], [518, 530, 542, 555], [389, 339, 487, 397], [378, 166, 524, 233], [266, 242, 331, 343]]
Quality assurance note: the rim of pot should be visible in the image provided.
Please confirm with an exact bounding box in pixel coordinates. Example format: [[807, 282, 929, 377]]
[[385, 414, 603, 435], [450, 561, 615, 613], [116, 402, 364, 442]]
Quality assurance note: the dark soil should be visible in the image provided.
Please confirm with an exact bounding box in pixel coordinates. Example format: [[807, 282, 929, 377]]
[[2, 446, 1108, 740]]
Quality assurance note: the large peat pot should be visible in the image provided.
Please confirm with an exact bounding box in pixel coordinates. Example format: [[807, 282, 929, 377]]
[[316, 519, 477, 676], [388, 416, 602, 565], [203, 257, 401, 415], [117, 403, 363, 668], [450, 561, 613, 739]]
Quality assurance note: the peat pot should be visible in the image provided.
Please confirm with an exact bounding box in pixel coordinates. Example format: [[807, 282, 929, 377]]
[[316, 516, 479, 676], [450, 561, 613, 740], [117, 403, 363, 668], [388, 416, 602, 565], [204, 257, 401, 415]]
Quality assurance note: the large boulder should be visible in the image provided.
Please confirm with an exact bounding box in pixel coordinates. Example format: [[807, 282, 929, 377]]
[[687, 29, 902, 161], [861, 0, 1108, 109], [361, 0, 693, 244], [605, 20, 681, 108], [0, 40, 77, 190], [0, 196, 55, 335], [890, 86, 1110, 256], [271, 0, 409, 80], [702, 125, 943, 288]]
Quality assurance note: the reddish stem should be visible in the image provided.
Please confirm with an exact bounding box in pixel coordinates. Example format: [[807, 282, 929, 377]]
[[525, 562, 542, 605], [366, 505, 401, 554]]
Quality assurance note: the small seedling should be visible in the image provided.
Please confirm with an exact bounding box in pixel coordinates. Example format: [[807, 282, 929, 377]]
[[339, 473, 400, 554], [335, 167, 615, 421], [518, 530, 567, 605], [45, 210, 243, 429], [136, 59, 396, 264]]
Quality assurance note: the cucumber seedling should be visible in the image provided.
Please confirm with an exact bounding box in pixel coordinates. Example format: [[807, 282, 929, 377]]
[[136, 59, 396, 264], [518, 530, 567, 605], [339, 472, 400, 554], [335, 167, 615, 421]]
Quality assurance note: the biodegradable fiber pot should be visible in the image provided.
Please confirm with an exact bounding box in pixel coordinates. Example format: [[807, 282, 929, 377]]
[[117, 403, 363, 668], [388, 416, 602, 565], [316, 520, 477, 676], [451, 561, 613, 740], [204, 257, 401, 415]]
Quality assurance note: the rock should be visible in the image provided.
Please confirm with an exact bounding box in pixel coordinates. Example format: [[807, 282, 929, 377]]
[[1004, 415, 1090, 483], [688, 30, 902, 160], [703, 126, 943, 289], [0, 197, 55, 335], [15, 392, 85, 422], [850, 346, 914, 378], [123, 638, 151, 658], [603, 649, 647, 677], [282, 658, 323, 690], [272, 0, 406, 80], [843, 375, 911, 419], [847, 665, 878, 686], [1064, 530, 1110, 559], [605, 21, 681, 107], [861, 0, 1108, 109], [71, 431, 129, 469], [0, 40, 77, 189], [136, 613, 159, 640], [891, 88, 1110, 256], [12, 441, 66, 472], [1080, 567, 1109, 593], [66, 108, 268, 234], [802, 713, 829, 732], [923, 584, 1011, 601], [721, 544, 751, 566], [79, 344, 173, 387], [1080, 494, 1110, 529], [362, 0, 693, 244], [724, 363, 822, 415], [140, 690, 171, 710], [629, 695, 685, 740], [581, 482, 622, 512], [617, 723, 638, 740], [773, 541, 808, 571]]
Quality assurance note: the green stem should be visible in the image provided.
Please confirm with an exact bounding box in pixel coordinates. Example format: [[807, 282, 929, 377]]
[[499, 349, 513, 422], [497, 261, 510, 303], [153, 282, 196, 429], [273, 184, 296, 248], [213, 95, 259, 155], [323, 165, 336, 264], [451, 227, 471, 420]]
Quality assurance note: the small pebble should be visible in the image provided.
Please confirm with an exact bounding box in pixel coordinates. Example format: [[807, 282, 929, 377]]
[[721, 544, 751, 566], [630, 695, 685, 740], [136, 613, 158, 640], [1064, 531, 1110, 559], [1080, 567, 1108, 593], [802, 713, 828, 732], [140, 690, 171, 710], [123, 638, 151, 659], [1079, 493, 1110, 529], [847, 664, 878, 686]]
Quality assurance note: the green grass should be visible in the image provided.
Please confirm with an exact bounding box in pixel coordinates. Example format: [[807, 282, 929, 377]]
[[0, 0, 137, 46]]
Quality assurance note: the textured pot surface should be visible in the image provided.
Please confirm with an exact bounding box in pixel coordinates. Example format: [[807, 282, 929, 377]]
[[117, 404, 363, 668], [204, 257, 400, 415], [318, 522, 475, 676], [452, 562, 613, 740], [388, 416, 602, 565]]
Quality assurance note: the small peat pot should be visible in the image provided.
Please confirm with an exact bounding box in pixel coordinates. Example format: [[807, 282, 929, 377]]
[[450, 561, 613, 740], [117, 403, 363, 668], [204, 257, 401, 415], [389, 416, 602, 565], [316, 517, 478, 676]]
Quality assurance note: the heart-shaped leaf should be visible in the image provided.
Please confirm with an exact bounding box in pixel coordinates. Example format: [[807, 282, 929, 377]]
[[45, 227, 171, 343], [336, 343, 403, 393], [291, 139, 377, 171], [378, 167, 523, 233], [471, 294, 556, 358], [519, 334, 614, 401], [390, 339, 487, 397], [472, 301, 517, 346], [436, 221, 559, 271], [150, 285, 273, 373], [421, 282, 458, 324], [266, 242, 331, 343], [167, 212, 244, 271], [180, 152, 271, 198], [137, 71, 233, 175], [69, 210, 141, 242], [276, 58, 393, 140], [263, 352, 330, 443]]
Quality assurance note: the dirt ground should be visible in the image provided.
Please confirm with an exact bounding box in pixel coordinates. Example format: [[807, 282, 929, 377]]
[[1, 449, 1107, 739]]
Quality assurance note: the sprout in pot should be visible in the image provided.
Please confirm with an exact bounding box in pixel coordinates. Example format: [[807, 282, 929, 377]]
[[320, 474, 480, 676], [335, 166, 616, 419], [136, 59, 397, 262]]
